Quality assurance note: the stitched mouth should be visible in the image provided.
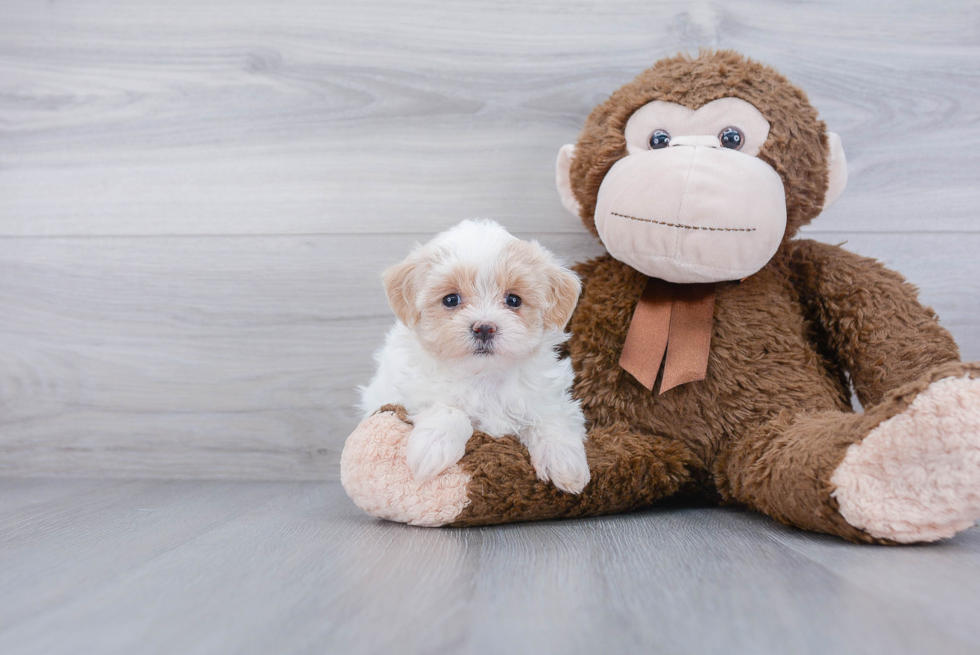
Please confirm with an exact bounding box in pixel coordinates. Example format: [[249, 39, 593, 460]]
[[611, 211, 756, 233]]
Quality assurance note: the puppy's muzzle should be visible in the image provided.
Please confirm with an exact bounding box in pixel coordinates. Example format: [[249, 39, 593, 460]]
[[472, 322, 497, 343]]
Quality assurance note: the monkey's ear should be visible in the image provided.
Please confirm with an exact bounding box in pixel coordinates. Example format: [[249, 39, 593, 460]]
[[556, 144, 582, 217], [544, 264, 582, 331], [382, 251, 428, 327], [824, 132, 848, 209]]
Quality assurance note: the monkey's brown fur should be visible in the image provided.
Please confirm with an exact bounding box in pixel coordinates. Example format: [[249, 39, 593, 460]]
[[571, 50, 829, 242], [436, 51, 977, 542], [347, 51, 978, 542]]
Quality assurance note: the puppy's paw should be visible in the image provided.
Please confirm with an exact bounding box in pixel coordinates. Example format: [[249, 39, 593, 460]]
[[407, 427, 467, 482], [340, 408, 472, 527], [528, 434, 591, 494], [406, 406, 473, 483]]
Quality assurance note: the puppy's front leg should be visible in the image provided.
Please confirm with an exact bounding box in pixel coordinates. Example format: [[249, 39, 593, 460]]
[[406, 404, 474, 483], [523, 415, 590, 494]]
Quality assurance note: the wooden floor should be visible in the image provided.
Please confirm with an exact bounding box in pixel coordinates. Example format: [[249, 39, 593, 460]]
[[0, 479, 978, 655]]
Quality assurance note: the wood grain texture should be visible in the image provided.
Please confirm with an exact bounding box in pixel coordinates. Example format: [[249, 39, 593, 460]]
[[0, 232, 975, 478], [0, 479, 978, 655], [0, 0, 978, 478], [1, 0, 979, 236], [0, 234, 605, 478]]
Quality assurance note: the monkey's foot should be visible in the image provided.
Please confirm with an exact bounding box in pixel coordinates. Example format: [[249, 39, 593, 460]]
[[831, 375, 980, 543], [340, 407, 471, 527]]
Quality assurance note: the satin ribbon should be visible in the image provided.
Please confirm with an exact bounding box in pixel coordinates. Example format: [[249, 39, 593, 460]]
[[619, 277, 716, 394]]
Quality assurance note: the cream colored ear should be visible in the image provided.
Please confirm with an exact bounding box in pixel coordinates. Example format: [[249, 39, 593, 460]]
[[556, 144, 582, 217], [544, 264, 582, 330], [382, 251, 427, 327], [824, 132, 848, 209]]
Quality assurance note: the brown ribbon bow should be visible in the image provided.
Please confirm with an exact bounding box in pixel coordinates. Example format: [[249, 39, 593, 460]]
[[619, 277, 716, 393]]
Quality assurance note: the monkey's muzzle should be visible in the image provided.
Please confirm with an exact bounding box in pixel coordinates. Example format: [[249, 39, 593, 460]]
[[593, 141, 787, 284]]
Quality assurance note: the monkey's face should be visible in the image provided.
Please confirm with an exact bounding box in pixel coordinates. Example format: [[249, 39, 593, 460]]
[[597, 98, 786, 283], [556, 54, 848, 284]]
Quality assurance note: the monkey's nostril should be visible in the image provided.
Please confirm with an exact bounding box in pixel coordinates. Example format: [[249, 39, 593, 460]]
[[472, 322, 497, 342]]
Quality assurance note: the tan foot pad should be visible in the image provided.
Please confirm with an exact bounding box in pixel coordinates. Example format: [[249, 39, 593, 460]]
[[341, 411, 471, 527], [831, 376, 980, 543]]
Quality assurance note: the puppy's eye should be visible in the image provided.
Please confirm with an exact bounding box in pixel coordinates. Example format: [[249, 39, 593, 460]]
[[648, 130, 670, 150], [505, 294, 522, 308], [442, 293, 460, 308], [718, 126, 744, 150]]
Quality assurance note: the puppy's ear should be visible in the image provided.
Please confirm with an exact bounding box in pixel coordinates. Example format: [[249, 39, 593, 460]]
[[543, 260, 581, 330], [383, 250, 428, 327]]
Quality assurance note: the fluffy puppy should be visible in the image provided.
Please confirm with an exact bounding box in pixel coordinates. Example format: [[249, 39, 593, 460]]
[[358, 219, 590, 493]]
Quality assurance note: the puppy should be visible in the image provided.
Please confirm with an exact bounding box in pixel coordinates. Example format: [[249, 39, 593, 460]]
[[358, 219, 590, 493]]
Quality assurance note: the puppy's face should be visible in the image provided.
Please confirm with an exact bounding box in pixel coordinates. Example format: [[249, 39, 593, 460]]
[[383, 221, 580, 367]]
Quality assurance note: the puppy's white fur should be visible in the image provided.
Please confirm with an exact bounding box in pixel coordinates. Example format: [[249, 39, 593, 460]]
[[359, 219, 590, 493]]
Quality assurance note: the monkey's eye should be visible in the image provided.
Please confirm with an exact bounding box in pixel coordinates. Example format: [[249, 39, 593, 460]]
[[648, 130, 671, 150], [505, 294, 522, 308], [442, 293, 460, 308], [719, 126, 744, 151]]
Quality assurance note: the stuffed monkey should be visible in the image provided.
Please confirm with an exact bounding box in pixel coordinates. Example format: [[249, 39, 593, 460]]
[[342, 51, 980, 544]]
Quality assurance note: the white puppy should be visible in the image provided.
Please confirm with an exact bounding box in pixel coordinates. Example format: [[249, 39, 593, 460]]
[[358, 219, 591, 493]]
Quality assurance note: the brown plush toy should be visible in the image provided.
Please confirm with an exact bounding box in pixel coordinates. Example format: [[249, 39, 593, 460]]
[[342, 51, 980, 544]]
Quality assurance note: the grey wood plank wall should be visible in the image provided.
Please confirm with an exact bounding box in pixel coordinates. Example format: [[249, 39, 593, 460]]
[[1, 0, 978, 479]]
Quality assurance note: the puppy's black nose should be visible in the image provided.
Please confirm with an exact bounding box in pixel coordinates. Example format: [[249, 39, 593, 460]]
[[472, 322, 496, 342]]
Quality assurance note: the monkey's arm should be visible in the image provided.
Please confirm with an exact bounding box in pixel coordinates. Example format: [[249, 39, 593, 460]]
[[787, 238, 960, 408], [341, 406, 698, 527]]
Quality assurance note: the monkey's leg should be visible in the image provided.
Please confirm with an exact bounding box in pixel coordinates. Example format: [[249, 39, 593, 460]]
[[716, 363, 980, 544], [341, 406, 696, 527]]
